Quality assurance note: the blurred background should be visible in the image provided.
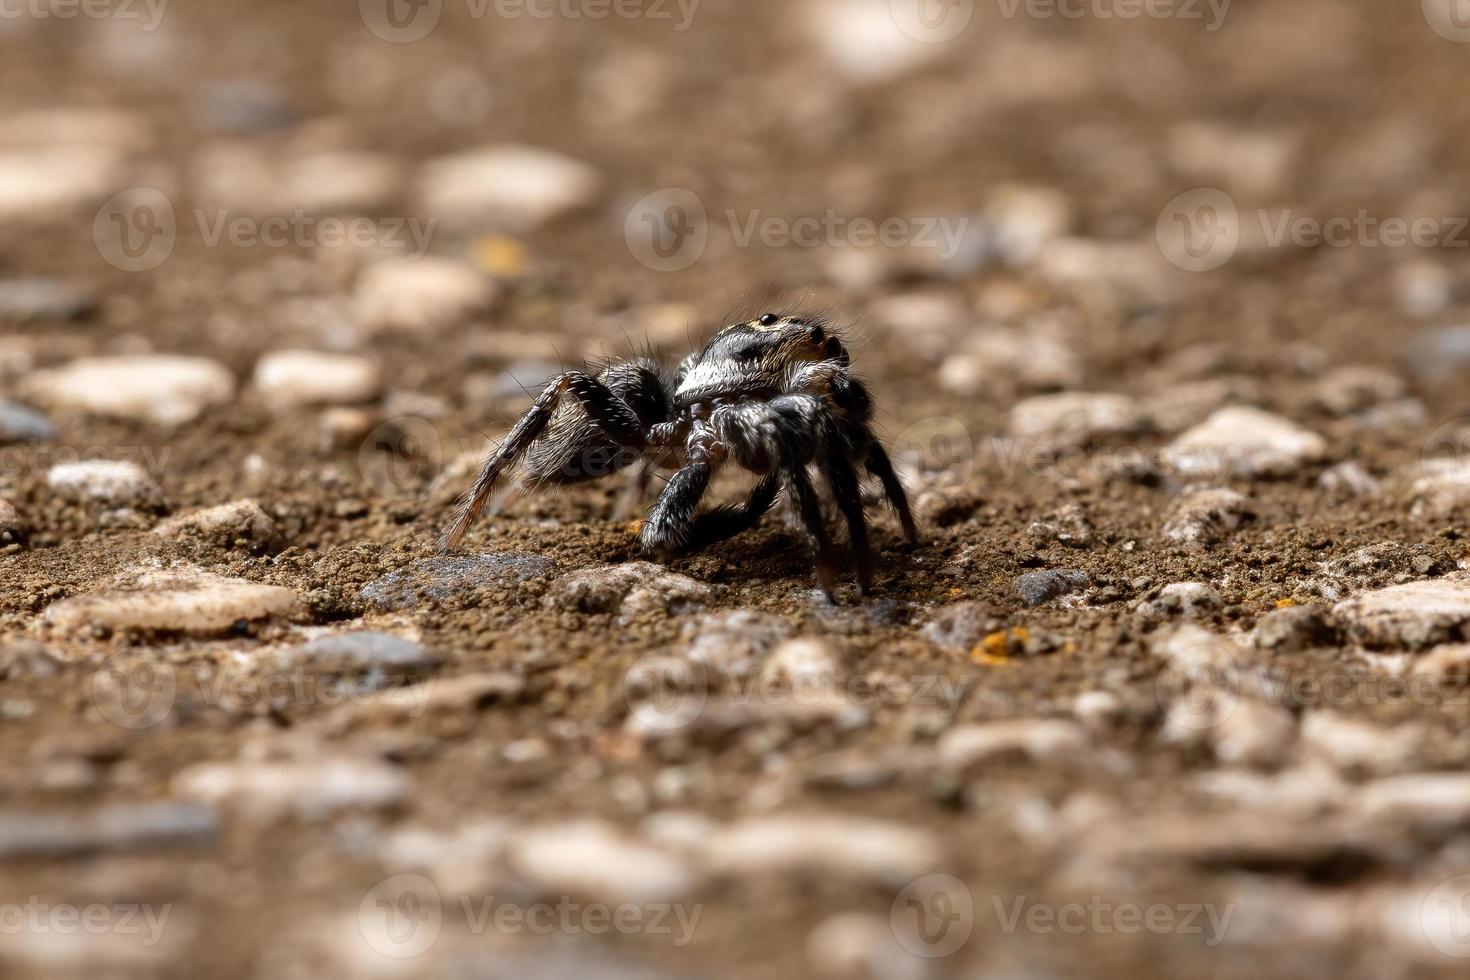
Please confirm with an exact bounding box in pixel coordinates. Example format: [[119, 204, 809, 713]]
[[4, 0, 1470, 978]]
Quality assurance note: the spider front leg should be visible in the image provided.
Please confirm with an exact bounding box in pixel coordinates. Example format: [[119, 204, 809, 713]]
[[440, 370, 655, 552]]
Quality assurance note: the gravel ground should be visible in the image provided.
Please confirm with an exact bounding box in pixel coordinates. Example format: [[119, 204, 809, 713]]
[[4, 1, 1470, 978]]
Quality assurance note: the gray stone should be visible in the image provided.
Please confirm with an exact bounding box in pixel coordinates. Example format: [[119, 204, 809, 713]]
[[1009, 392, 1146, 447], [414, 144, 602, 232], [198, 80, 295, 134], [1014, 568, 1090, 606], [361, 553, 556, 610], [1405, 325, 1470, 382], [680, 610, 791, 680], [544, 561, 711, 621], [0, 278, 94, 320], [1027, 503, 1094, 548], [0, 499, 20, 546], [0, 399, 56, 442], [286, 631, 442, 683], [920, 601, 996, 654], [0, 802, 217, 857], [1254, 604, 1338, 652]]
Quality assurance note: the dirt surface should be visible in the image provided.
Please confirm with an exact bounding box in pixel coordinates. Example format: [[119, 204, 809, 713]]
[[4, 1, 1470, 978]]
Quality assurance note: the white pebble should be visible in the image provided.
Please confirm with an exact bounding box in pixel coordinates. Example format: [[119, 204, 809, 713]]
[[1164, 406, 1326, 478], [45, 566, 297, 634], [47, 460, 156, 506], [505, 820, 695, 904], [24, 355, 235, 426], [355, 256, 497, 333], [253, 350, 381, 408], [415, 144, 601, 232]]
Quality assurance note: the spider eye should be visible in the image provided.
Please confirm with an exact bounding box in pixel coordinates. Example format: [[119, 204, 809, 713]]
[[758, 313, 778, 326]]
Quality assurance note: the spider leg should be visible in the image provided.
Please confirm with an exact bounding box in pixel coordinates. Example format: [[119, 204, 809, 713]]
[[679, 471, 780, 553], [818, 425, 876, 594], [864, 440, 919, 546], [781, 455, 839, 602], [639, 456, 714, 558], [441, 371, 653, 552]]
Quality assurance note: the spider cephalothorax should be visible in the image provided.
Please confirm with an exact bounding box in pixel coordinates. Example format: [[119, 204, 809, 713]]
[[441, 311, 918, 601]]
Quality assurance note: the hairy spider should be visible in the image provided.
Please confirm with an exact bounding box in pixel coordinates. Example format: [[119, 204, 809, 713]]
[[440, 312, 918, 600]]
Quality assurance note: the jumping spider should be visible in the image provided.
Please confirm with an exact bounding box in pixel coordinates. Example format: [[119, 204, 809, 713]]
[[441, 312, 918, 600]]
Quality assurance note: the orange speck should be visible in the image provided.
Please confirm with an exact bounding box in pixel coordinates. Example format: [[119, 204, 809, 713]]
[[473, 235, 527, 276], [1275, 598, 1296, 609]]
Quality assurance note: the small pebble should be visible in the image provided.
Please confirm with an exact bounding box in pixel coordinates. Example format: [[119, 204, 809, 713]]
[[152, 499, 281, 551], [1009, 392, 1146, 448], [1161, 487, 1249, 551], [920, 602, 996, 654], [47, 460, 157, 506], [414, 144, 602, 232], [504, 820, 696, 904], [937, 719, 1089, 771], [706, 814, 941, 885], [45, 566, 298, 634], [1136, 582, 1223, 620], [544, 561, 711, 622], [1333, 574, 1470, 649], [25, 355, 235, 426], [1014, 568, 1090, 606], [1253, 604, 1338, 652], [253, 350, 381, 408], [0, 278, 94, 320], [173, 757, 408, 820], [1164, 407, 1326, 478], [0, 399, 56, 442], [355, 257, 497, 333]]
